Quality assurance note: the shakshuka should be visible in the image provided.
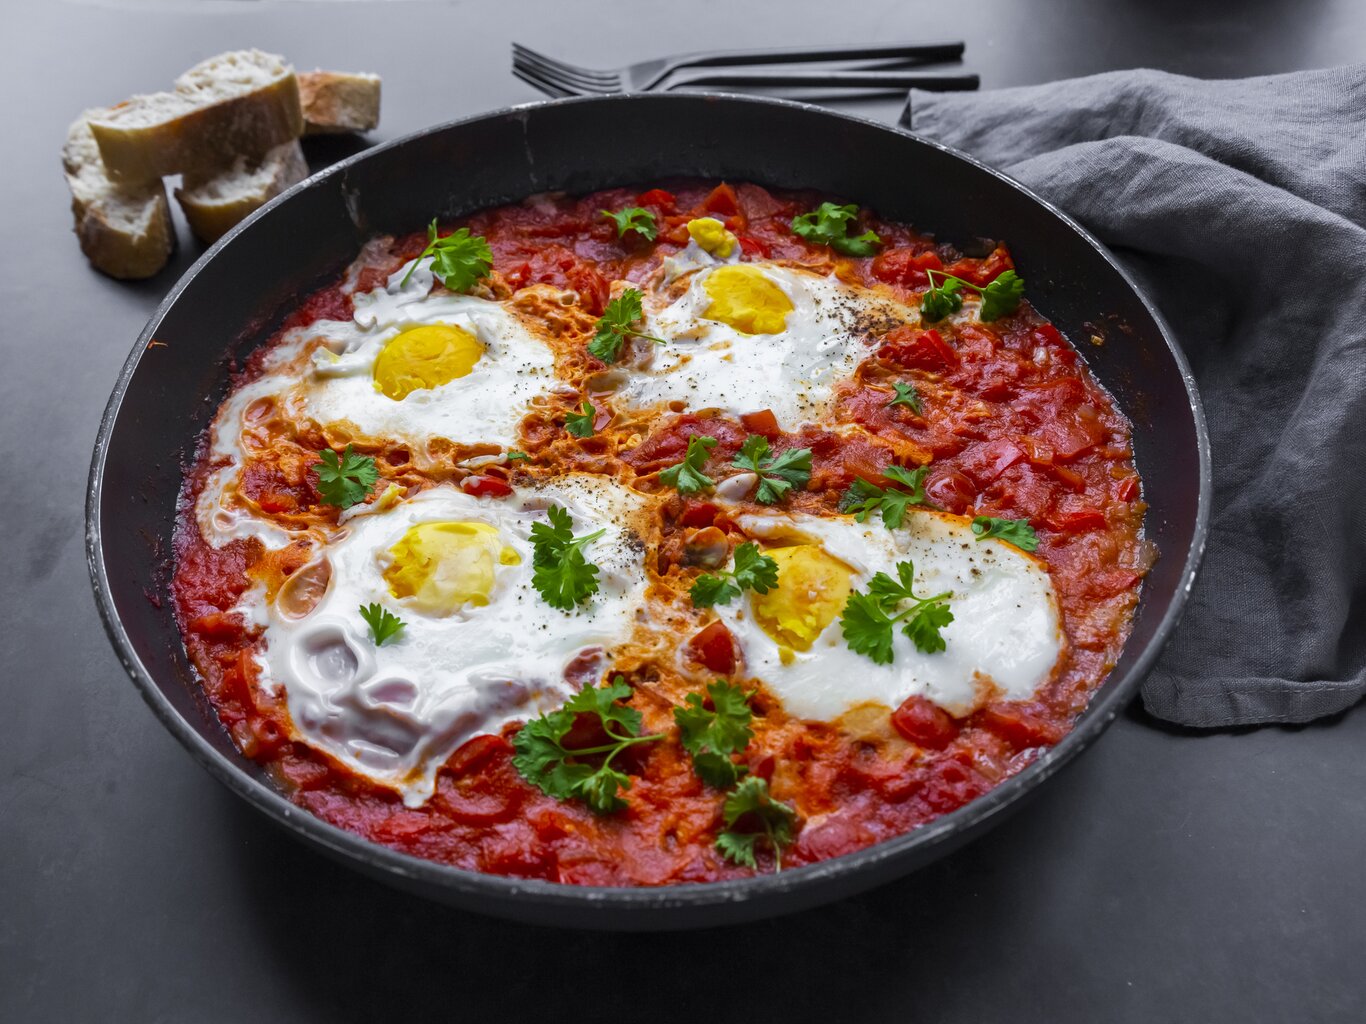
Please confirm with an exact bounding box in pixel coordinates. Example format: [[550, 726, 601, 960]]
[[173, 181, 1152, 884]]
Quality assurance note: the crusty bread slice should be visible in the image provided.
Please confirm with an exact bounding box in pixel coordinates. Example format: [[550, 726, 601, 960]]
[[63, 110, 174, 279], [88, 50, 302, 182], [175, 139, 308, 243], [299, 70, 381, 135]]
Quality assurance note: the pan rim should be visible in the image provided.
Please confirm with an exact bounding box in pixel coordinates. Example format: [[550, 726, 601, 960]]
[[86, 92, 1211, 920]]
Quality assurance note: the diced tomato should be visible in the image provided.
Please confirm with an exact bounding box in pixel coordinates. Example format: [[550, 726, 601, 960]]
[[189, 610, 244, 641], [877, 327, 958, 371], [1046, 508, 1107, 533], [891, 696, 959, 750], [702, 183, 740, 217], [925, 470, 977, 514], [1117, 475, 1140, 502], [870, 246, 943, 287], [461, 474, 513, 499], [959, 439, 1025, 485], [739, 409, 780, 437], [943, 245, 1014, 287], [446, 734, 512, 777], [689, 620, 738, 675], [257, 491, 299, 513], [920, 754, 990, 813], [737, 235, 771, 258], [679, 501, 719, 528], [636, 188, 676, 211], [979, 703, 1063, 749]]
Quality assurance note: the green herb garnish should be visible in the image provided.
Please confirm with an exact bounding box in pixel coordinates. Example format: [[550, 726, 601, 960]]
[[400, 220, 493, 291], [689, 542, 779, 609], [587, 288, 665, 364], [716, 776, 798, 871], [565, 400, 596, 438], [971, 515, 1040, 552], [921, 269, 1025, 323], [731, 435, 813, 505], [790, 202, 881, 257], [838, 465, 930, 529], [840, 558, 953, 662], [886, 381, 923, 414], [674, 679, 755, 789], [512, 676, 665, 814], [530, 505, 603, 610], [659, 435, 718, 495], [358, 603, 405, 646], [313, 445, 378, 509], [602, 207, 658, 241]]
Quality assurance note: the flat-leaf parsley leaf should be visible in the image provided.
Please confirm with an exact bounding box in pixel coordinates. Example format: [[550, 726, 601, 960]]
[[690, 541, 779, 609], [400, 220, 493, 291], [971, 515, 1040, 552], [601, 207, 658, 241], [716, 776, 798, 870], [731, 435, 813, 504], [314, 445, 378, 509], [587, 288, 665, 364], [674, 679, 754, 789], [659, 435, 718, 495], [790, 202, 881, 257], [530, 505, 604, 610], [358, 603, 405, 646], [838, 465, 930, 529], [886, 381, 923, 414], [840, 558, 953, 662], [565, 400, 596, 438], [922, 268, 1025, 323], [512, 676, 665, 814]]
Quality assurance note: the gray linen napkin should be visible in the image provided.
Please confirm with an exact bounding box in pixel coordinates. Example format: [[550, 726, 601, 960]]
[[906, 66, 1366, 727]]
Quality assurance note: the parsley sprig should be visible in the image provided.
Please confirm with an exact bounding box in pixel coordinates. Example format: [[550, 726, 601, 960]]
[[674, 680, 755, 789], [921, 269, 1025, 323], [838, 465, 930, 529], [971, 515, 1040, 552], [399, 220, 493, 291], [690, 541, 779, 609], [530, 505, 604, 610], [358, 603, 405, 646], [790, 202, 881, 257], [314, 445, 378, 509], [512, 676, 664, 814], [659, 435, 717, 495], [565, 400, 596, 438], [587, 288, 665, 364], [841, 559, 953, 662], [716, 776, 798, 870], [731, 435, 813, 505], [602, 206, 658, 241], [886, 381, 923, 414]]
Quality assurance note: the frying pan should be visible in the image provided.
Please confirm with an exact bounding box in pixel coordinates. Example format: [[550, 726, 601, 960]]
[[87, 94, 1210, 930]]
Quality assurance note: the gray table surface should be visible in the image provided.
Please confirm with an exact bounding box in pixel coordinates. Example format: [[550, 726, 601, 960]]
[[4, 1, 1364, 1021]]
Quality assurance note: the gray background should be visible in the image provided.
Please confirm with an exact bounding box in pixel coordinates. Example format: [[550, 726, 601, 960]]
[[4, 1, 1364, 1021]]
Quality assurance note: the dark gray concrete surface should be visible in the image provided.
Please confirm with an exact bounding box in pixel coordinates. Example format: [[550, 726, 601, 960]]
[[3, 1, 1363, 1020]]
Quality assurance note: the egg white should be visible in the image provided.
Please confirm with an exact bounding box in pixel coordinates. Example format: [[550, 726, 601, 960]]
[[194, 259, 558, 548], [611, 262, 912, 429], [238, 473, 650, 805], [714, 509, 1064, 721]]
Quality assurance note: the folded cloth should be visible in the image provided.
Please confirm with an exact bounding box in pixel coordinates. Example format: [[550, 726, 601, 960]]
[[905, 66, 1366, 728]]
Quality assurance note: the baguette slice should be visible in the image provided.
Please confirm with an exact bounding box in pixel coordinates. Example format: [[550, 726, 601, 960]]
[[175, 140, 309, 243], [63, 110, 174, 279], [88, 50, 303, 182], [299, 70, 381, 135]]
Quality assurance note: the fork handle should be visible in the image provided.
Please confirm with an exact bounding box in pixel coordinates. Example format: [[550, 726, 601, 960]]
[[671, 42, 965, 71], [667, 70, 980, 90]]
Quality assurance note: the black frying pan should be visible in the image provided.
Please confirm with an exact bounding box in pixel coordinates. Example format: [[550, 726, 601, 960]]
[[87, 94, 1210, 930]]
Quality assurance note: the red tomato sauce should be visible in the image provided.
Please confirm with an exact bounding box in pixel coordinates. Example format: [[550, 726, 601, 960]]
[[173, 181, 1150, 885]]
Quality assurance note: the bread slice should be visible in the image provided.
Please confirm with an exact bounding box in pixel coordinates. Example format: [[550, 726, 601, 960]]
[[175, 140, 308, 243], [87, 50, 302, 182], [299, 71, 381, 135], [63, 110, 174, 279]]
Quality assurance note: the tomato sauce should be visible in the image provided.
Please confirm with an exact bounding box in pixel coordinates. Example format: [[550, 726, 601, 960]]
[[173, 181, 1150, 884]]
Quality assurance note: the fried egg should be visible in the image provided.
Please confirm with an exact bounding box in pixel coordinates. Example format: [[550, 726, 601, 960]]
[[612, 261, 911, 429], [194, 259, 557, 548], [711, 509, 1063, 721], [238, 474, 651, 805]]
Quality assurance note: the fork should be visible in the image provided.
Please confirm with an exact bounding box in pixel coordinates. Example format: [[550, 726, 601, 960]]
[[512, 40, 968, 95], [514, 64, 980, 98]]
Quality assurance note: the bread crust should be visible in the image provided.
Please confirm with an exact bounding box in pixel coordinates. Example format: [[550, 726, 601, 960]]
[[299, 70, 381, 135], [63, 110, 174, 279], [176, 140, 309, 243], [88, 51, 303, 182]]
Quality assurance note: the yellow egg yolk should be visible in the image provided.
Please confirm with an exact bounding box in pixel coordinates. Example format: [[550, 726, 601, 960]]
[[372, 324, 485, 400], [383, 521, 520, 615], [750, 544, 854, 651], [687, 217, 737, 257], [702, 265, 794, 335]]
